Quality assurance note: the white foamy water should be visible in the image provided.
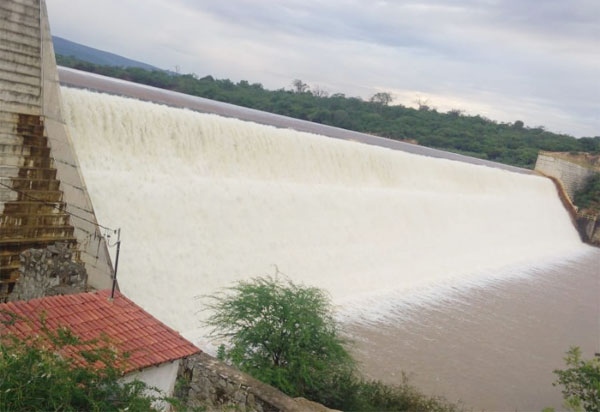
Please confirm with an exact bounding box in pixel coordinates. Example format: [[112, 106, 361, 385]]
[[60, 87, 586, 346]]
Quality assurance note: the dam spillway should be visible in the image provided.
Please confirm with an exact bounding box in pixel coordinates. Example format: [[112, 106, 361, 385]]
[[58, 66, 529, 174], [1, 2, 596, 408], [59, 86, 586, 344]]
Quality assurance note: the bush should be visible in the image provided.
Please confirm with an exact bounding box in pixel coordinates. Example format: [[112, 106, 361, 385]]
[[0, 311, 171, 411], [204, 276, 353, 397], [553, 347, 600, 412], [204, 276, 462, 411], [310, 370, 461, 412], [574, 174, 600, 212]]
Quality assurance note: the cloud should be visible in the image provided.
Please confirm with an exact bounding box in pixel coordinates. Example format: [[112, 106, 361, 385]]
[[46, 0, 599, 137]]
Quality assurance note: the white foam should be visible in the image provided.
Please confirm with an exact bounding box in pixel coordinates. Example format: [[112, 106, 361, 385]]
[[60, 87, 586, 347], [334, 245, 595, 326]]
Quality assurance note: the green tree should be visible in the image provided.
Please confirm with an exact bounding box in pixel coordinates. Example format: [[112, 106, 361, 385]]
[[552, 347, 600, 412], [370, 92, 393, 106], [0, 311, 173, 411], [204, 276, 353, 398], [513, 120, 525, 129], [204, 276, 462, 411]]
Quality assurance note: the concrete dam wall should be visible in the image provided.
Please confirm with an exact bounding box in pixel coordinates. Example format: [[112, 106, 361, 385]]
[[0, 0, 113, 300], [59, 87, 585, 345], [535, 152, 599, 201]]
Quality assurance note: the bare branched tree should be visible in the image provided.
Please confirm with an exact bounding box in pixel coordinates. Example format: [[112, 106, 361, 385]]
[[414, 96, 431, 111], [311, 86, 329, 98], [292, 79, 310, 93]]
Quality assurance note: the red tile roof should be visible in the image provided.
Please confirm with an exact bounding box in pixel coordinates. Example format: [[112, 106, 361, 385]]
[[0, 290, 200, 373]]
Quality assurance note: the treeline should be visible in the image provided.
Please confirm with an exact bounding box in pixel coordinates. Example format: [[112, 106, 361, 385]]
[[57, 55, 599, 169]]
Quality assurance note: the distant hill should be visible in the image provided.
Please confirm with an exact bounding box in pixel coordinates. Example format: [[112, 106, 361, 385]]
[[53, 36, 161, 71]]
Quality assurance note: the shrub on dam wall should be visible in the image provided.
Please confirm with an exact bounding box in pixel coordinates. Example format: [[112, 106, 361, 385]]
[[574, 174, 600, 213], [204, 276, 462, 411]]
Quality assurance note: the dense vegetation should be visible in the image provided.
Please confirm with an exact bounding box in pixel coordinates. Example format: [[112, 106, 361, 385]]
[[574, 174, 600, 213], [57, 54, 599, 169], [205, 276, 461, 411], [0, 311, 172, 411]]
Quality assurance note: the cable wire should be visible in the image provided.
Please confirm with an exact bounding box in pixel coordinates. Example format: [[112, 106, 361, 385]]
[[0, 181, 116, 232]]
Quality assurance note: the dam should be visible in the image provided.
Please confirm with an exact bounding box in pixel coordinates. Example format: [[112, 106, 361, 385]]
[[59, 85, 585, 330], [0, 1, 598, 409], [57, 85, 597, 409]]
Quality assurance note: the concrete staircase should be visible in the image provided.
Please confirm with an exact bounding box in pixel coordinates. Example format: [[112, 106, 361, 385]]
[[0, 0, 78, 300]]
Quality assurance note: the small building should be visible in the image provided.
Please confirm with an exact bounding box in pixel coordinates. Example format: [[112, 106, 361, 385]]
[[0, 290, 200, 404]]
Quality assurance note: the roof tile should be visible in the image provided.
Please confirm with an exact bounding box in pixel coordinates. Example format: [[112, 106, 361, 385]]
[[0, 291, 200, 373]]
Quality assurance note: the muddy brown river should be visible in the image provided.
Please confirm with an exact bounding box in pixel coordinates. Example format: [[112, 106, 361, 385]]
[[346, 248, 599, 411]]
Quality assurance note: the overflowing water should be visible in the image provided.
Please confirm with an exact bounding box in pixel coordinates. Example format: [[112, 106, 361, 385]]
[[61, 86, 584, 337], [60, 87, 596, 408]]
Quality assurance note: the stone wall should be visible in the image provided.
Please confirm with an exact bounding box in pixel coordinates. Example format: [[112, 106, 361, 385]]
[[8, 242, 87, 301], [535, 153, 598, 201], [175, 352, 332, 412]]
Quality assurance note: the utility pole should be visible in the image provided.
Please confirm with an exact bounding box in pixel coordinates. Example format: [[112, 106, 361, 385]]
[[110, 228, 121, 299]]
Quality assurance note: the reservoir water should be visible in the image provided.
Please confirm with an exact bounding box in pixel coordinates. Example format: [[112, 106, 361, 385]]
[[59, 85, 598, 410]]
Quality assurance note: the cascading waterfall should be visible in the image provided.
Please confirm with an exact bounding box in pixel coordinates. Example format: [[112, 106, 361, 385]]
[[60, 87, 585, 345]]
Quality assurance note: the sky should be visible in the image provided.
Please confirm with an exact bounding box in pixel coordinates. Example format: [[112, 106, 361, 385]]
[[47, 0, 599, 137]]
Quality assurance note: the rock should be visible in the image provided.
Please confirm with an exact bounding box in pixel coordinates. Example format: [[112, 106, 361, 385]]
[[175, 352, 330, 412], [8, 243, 87, 302]]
